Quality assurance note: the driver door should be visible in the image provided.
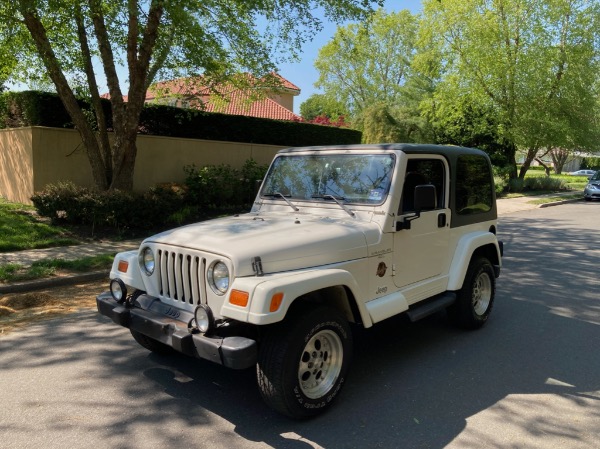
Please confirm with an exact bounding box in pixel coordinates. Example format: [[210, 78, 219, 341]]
[[393, 157, 450, 291]]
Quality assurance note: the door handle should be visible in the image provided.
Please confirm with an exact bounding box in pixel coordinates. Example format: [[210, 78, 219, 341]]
[[438, 213, 446, 228]]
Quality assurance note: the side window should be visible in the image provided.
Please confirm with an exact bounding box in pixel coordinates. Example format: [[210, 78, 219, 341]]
[[400, 159, 445, 213], [456, 155, 493, 215]]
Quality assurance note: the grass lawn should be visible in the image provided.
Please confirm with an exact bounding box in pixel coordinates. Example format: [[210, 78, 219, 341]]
[[498, 170, 588, 199], [0, 198, 80, 252], [525, 170, 590, 190], [0, 254, 114, 283]]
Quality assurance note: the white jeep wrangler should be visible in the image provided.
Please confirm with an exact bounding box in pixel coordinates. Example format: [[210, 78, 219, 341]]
[[97, 144, 503, 419]]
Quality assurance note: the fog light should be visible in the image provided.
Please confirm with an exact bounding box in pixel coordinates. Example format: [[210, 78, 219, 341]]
[[194, 304, 214, 333], [110, 278, 127, 303]]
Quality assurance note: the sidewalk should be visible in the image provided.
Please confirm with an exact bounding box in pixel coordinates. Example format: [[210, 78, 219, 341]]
[[0, 194, 583, 294], [496, 192, 582, 215]]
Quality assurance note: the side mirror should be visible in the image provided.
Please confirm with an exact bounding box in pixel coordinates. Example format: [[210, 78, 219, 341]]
[[397, 184, 437, 231], [414, 185, 437, 212]]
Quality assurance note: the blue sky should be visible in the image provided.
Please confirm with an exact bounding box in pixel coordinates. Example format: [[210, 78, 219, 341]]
[[279, 0, 423, 113]]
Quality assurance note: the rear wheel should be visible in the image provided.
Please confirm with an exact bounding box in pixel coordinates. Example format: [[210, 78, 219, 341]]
[[130, 329, 174, 355], [257, 305, 352, 419], [449, 257, 495, 329]]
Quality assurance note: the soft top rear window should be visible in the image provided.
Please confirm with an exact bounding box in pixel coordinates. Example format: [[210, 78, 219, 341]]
[[456, 155, 493, 215]]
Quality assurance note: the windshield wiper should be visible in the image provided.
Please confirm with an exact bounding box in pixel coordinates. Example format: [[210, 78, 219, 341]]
[[311, 194, 355, 217], [263, 192, 299, 211]]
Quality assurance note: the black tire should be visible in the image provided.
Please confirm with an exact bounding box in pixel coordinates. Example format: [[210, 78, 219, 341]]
[[448, 257, 495, 329], [257, 306, 353, 419], [130, 329, 174, 355]]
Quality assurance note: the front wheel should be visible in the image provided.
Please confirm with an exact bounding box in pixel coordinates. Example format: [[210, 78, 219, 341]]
[[448, 257, 495, 329], [257, 306, 352, 419]]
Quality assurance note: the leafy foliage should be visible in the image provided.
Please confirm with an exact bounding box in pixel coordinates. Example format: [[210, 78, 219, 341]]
[[30, 181, 187, 232], [580, 157, 600, 170], [315, 9, 418, 116], [183, 159, 268, 210], [418, 0, 600, 177], [1, 0, 382, 190], [30, 159, 270, 233], [300, 94, 348, 121]]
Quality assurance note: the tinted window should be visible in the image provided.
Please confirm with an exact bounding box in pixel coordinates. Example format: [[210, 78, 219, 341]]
[[400, 159, 445, 213], [456, 155, 493, 215]]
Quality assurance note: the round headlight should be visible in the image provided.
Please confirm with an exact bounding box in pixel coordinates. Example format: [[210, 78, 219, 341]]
[[208, 261, 230, 295], [110, 278, 127, 303], [194, 304, 215, 333], [140, 247, 155, 275]]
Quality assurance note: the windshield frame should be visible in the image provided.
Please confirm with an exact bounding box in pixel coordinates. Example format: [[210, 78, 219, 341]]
[[260, 152, 396, 206]]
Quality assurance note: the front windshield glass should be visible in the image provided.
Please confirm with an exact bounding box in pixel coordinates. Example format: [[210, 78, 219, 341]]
[[261, 153, 395, 205]]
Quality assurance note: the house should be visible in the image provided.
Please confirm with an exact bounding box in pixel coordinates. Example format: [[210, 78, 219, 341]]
[[107, 73, 302, 121]]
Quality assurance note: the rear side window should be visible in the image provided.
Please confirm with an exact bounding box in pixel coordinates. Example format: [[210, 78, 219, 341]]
[[456, 155, 493, 215]]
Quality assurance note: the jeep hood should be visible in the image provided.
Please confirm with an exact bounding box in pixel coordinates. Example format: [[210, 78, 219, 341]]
[[144, 213, 381, 276]]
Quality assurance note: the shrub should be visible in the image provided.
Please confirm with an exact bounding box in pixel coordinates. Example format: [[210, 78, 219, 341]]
[[31, 181, 186, 233], [31, 159, 268, 234], [506, 176, 566, 193], [183, 158, 268, 210]]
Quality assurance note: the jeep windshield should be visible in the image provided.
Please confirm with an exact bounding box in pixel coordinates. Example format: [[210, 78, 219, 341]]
[[261, 153, 395, 205]]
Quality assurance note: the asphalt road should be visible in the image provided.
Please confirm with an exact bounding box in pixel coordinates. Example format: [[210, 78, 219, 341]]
[[1, 202, 599, 449]]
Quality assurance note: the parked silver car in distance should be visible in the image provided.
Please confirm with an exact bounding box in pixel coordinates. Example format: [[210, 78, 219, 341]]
[[584, 171, 600, 201], [569, 169, 596, 178]]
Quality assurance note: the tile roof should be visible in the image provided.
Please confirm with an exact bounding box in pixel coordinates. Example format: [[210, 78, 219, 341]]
[[201, 90, 299, 120], [146, 73, 301, 120], [101, 73, 301, 121]]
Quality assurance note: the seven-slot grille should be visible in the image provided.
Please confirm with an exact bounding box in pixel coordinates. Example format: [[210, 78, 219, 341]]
[[156, 248, 207, 306]]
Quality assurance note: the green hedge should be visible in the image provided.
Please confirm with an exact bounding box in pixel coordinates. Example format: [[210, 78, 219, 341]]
[[580, 157, 600, 170], [30, 159, 270, 233], [0, 90, 361, 146]]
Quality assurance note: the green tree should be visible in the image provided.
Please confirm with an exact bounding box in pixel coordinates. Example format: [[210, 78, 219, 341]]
[[299, 93, 347, 121], [1, 0, 382, 191], [419, 0, 600, 178], [314, 8, 418, 123]]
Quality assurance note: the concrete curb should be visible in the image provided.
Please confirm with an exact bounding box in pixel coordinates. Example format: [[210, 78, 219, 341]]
[[0, 271, 108, 294], [538, 198, 583, 208]]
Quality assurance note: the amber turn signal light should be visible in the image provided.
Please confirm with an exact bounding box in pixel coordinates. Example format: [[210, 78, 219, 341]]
[[269, 292, 284, 312], [229, 289, 249, 307]]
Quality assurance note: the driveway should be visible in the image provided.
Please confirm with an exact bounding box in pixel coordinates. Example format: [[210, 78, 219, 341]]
[[0, 202, 599, 449]]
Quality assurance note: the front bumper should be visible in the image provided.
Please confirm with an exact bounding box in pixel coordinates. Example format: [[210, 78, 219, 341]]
[[96, 292, 257, 369]]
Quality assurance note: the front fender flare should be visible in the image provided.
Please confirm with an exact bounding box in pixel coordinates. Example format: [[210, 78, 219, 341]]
[[221, 268, 365, 326]]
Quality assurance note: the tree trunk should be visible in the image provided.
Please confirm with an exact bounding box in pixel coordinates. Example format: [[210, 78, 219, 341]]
[[535, 158, 551, 176], [109, 128, 138, 190], [519, 147, 538, 179], [551, 148, 570, 174], [502, 142, 518, 179], [19, 4, 109, 190]]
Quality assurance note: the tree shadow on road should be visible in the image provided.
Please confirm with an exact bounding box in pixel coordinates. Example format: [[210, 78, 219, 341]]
[[1, 206, 599, 449]]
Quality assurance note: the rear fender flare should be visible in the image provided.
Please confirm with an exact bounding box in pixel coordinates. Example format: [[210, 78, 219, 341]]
[[447, 233, 502, 291]]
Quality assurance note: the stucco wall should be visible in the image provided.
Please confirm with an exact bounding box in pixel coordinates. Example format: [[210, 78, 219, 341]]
[[0, 128, 34, 204], [0, 127, 285, 204]]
